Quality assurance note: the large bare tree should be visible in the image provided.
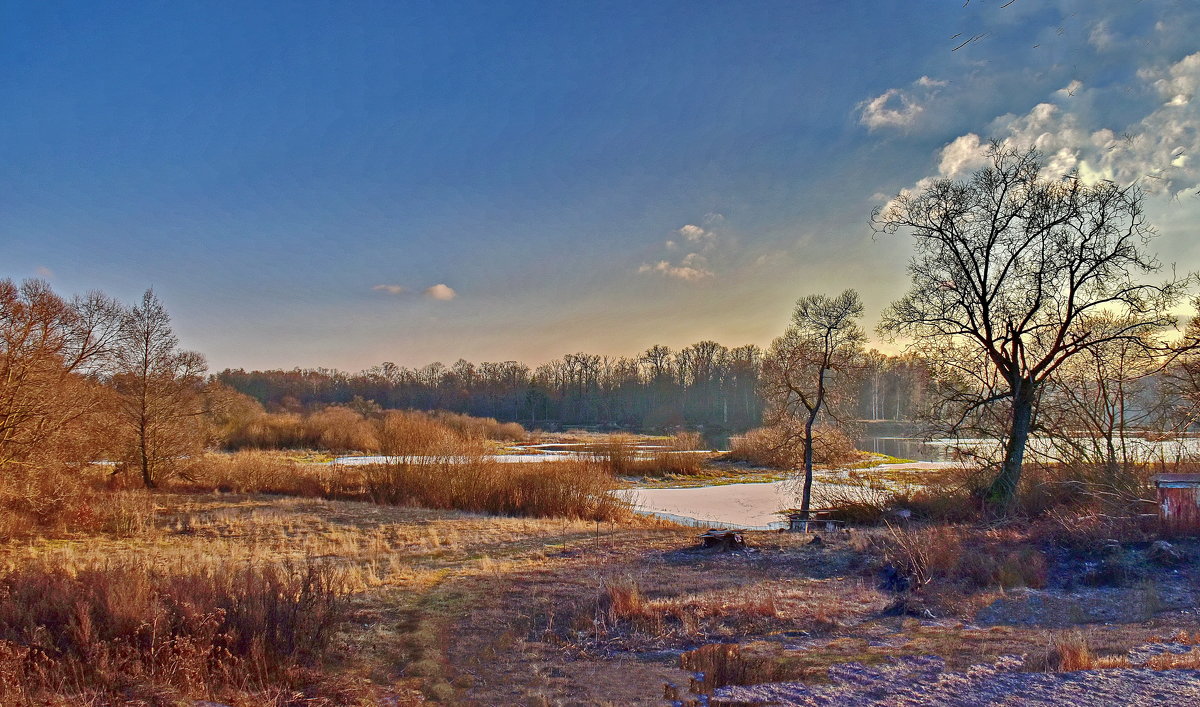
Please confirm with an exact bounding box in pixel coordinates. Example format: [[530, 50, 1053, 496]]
[[876, 143, 1190, 510], [112, 290, 208, 488], [761, 289, 865, 518]]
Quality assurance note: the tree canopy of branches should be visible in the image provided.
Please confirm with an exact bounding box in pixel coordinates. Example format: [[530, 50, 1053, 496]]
[[762, 289, 865, 517], [876, 143, 1190, 511], [0, 280, 121, 473], [112, 290, 208, 488]]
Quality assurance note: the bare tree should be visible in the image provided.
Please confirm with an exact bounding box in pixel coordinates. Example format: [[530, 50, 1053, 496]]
[[761, 289, 865, 518], [0, 279, 121, 472], [112, 290, 208, 488], [876, 143, 1190, 511]]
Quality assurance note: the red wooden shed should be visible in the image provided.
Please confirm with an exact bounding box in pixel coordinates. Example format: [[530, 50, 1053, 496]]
[[1154, 474, 1200, 533]]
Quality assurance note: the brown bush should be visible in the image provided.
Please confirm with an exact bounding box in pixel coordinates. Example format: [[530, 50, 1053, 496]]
[[592, 434, 640, 475], [0, 558, 347, 704], [178, 450, 300, 494], [377, 410, 464, 456], [728, 425, 858, 469], [224, 411, 305, 449], [882, 524, 1047, 591], [427, 410, 526, 441], [302, 406, 378, 452]]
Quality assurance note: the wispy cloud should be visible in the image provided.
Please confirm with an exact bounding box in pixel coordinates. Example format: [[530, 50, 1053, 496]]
[[35, 266, 54, 278], [372, 284, 408, 295], [638, 253, 713, 282], [424, 283, 457, 300]]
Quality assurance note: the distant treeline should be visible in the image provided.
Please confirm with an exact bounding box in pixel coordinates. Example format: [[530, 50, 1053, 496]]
[[218, 343, 931, 431]]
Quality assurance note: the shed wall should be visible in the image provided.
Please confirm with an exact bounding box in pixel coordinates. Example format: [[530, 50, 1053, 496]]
[[1159, 485, 1200, 533]]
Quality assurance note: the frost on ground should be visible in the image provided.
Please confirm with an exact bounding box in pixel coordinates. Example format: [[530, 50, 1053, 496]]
[[713, 654, 1200, 706]]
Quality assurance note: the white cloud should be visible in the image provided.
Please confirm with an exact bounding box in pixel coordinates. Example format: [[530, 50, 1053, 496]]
[[937, 133, 989, 178], [424, 283, 457, 300], [638, 257, 713, 282], [858, 76, 947, 132], [372, 284, 407, 295], [639, 220, 723, 282], [677, 223, 714, 243], [890, 52, 1200, 200]]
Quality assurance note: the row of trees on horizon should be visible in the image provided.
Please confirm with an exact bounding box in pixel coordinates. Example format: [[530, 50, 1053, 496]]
[[215, 346, 932, 432]]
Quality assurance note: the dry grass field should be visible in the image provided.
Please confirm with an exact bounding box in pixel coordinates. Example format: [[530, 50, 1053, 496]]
[[5, 481, 1200, 705]]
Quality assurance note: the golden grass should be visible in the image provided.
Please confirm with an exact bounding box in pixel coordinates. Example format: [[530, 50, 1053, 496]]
[[0, 556, 349, 705], [168, 447, 627, 522], [590, 431, 711, 478]]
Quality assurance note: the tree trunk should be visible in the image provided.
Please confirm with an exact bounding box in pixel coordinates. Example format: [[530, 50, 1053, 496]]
[[139, 418, 155, 489], [985, 384, 1034, 511], [800, 415, 816, 519]]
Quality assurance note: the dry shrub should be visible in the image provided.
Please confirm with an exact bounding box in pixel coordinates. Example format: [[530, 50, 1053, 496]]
[[728, 426, 795, 468], [0, 466, 162, 540], [92, 489, 159, 537], [427, 411, 526, 441], [175, 451, 287, 493], [588, 578, 787, 645], [632, 432, 709, 477], [174, 452, 353, 499], [590, 432, 709, 478], [883, 523, 936, 589], [728, 425, 857, 469], [882, 524, 1047, 591], [1145, 648, 1200, 670], [0, 558, 347, 704], [0, 465, 89, 536], [821, 485, 979, 525], [1031, 506, 1156, 551], [377, 410, 461, 455], [224, 412, 305, 449], [302, 406, 378, 452], [222, 406, 525, 452], [170, 448, 621, 521], [958, 545, 1048, 589], [592, 434, 640, 475]]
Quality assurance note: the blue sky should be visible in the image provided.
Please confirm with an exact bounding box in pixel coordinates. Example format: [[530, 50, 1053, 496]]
[[4, 1, 1200, 371]]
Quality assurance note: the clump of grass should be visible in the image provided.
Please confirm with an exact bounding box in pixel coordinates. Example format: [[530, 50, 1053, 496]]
[[0, 558, 349, 704], [1026, 631, 1129, 672], [592, 431, 711, 478], [681, 643, 783, 692], [358, 454, 627, 521]]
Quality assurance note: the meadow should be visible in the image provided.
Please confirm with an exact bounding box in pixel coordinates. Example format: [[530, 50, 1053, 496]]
[[5, 410, 1200, 705]]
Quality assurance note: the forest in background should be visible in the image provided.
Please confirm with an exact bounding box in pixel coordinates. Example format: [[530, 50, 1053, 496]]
[[216, 347, 931, 433]]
